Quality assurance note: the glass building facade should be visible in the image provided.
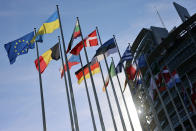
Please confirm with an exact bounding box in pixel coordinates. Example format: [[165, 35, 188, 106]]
[[130, 11, 196, 131]]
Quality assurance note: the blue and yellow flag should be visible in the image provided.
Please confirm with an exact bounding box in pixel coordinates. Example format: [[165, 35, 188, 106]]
[[31, 11, 60, 43], [4, 32, 35, 64]]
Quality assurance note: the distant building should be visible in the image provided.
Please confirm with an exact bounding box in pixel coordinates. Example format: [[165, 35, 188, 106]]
[[130, 2, 196, 131]]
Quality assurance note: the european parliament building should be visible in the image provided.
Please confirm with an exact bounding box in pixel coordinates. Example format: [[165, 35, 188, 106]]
[[130, 2, 196, 131]]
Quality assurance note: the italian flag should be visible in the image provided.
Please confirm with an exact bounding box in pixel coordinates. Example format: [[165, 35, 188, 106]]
[[103, 61, 116, 91]]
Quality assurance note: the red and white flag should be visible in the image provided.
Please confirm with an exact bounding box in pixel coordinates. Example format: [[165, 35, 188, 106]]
[[171, 70, 181, 83], [162, 66, 174, 88], [70, 30, 98, 55]]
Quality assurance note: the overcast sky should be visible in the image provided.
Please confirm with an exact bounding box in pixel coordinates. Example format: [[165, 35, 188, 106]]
[[0, 0, 196, 131]]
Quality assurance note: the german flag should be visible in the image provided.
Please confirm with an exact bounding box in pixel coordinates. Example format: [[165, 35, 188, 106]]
[[75, 62, 100, 84], [35, 43, 60, 73]]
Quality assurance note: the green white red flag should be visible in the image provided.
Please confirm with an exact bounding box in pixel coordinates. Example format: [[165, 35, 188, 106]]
[[103, 61, 116, 91], [66, 20, 81, 53]]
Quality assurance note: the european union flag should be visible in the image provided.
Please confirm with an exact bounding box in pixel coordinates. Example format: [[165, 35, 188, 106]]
[[4, 32, 35, 64]]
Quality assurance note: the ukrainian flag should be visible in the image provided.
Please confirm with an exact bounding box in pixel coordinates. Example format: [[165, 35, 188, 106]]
[[31, 11, 60, 43]]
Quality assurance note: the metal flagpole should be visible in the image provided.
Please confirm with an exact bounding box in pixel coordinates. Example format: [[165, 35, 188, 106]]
[[99, 62, 118, 131], [78, 53, 97, 131], [113, 35, 141, 130], [58, 36, 75, 131], [96, 27, 127, 131], [167, 68, 196, 130], [133, 68, 151, 131], [135, 64, 163, 131], [132, 53, 162, 131], [34, 28, 47, 131], [76, 17, 105, 131], [111, 57, 135, 131], [160, 71, 186, 130], [185, 72, 196, 113], [144, 55, 175, 131], [129, 42, 162, 131], [56, 5, 80, 131], [114, 38, 162, 131]]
